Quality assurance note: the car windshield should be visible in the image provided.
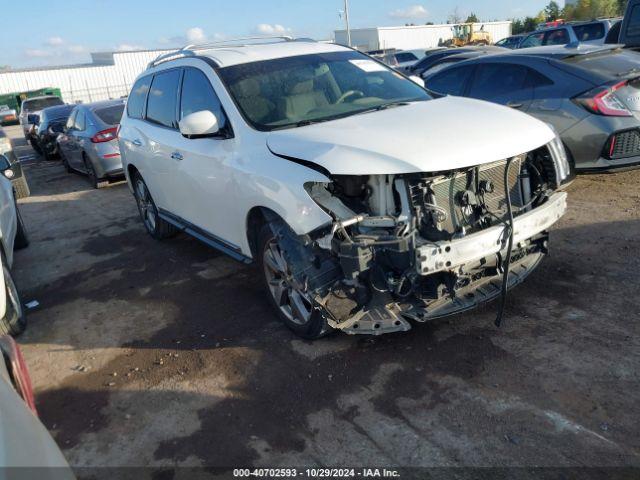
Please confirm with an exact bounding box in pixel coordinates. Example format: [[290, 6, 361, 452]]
[[23, 97, 64, 112], [94, 104, 125, 125], [218, 50, 430, 131]]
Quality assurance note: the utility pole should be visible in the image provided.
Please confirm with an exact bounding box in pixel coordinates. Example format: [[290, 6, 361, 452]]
[[344, 0, 351, 47]]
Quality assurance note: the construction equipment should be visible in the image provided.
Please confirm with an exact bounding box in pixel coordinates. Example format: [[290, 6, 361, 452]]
[[443, 23, 493, 47]]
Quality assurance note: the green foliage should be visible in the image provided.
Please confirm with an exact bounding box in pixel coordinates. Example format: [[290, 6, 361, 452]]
[[544, 1, 561, 21], [562, 0, 623, 20], [465, 13, 479, 23]]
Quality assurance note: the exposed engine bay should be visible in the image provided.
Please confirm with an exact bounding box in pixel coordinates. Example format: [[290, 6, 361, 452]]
[[271, 144, 569, 335]]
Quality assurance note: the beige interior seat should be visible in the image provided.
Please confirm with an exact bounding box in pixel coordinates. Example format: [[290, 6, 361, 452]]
[[281, 77, 329, 121], [233, 78, 274, 123]]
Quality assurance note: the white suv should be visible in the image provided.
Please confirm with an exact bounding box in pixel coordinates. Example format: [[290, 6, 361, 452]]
[[119, 37, 570, 339]]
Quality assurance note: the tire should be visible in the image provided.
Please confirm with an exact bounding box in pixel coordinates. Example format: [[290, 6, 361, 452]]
[[132, 172, 178, 240], [257, 223, 332, 340], [13, 201, 29, 250], [29, 138, 42, 156], [60, 149, 72, 173], [0, 260, 26, 337], [83, 155, 100, 189]]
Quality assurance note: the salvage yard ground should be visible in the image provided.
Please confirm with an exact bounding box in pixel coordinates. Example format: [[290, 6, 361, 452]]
[[6, 124, 640, 469]]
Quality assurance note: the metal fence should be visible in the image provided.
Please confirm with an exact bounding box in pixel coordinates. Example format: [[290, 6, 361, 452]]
[[60, 82, 131, 104]]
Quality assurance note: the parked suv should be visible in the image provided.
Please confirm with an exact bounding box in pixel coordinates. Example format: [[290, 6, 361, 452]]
[[518, 20, 613, 49], [119, 37, 570, 339]]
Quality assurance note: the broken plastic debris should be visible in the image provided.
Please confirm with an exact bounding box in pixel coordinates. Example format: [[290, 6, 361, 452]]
[[25, 300, 39, 309]]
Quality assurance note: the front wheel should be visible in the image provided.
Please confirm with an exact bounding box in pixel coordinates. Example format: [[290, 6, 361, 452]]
[[0, 261, 26, 336], [132, 173, 178, 240], [257, 223, 332, 340]]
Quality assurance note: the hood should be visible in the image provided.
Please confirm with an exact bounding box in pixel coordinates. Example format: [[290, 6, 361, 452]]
[[267, 96, 556, 175]]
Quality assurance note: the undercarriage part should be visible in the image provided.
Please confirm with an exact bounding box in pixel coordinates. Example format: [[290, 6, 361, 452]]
[[289, 154, 566, 335]]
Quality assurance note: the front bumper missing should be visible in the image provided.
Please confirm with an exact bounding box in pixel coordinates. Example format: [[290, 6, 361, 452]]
[[416, 192, 567, 276]]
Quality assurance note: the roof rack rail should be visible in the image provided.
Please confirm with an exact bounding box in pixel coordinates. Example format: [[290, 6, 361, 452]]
[[147, 36, 297, 69]]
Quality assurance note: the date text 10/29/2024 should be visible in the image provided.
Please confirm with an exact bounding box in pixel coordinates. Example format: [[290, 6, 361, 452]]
[[233, 468, 401, 478]]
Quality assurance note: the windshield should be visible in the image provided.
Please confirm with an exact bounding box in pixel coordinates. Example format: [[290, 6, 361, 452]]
[[22, 97, 64, 112], [218, 50, 430, 131]]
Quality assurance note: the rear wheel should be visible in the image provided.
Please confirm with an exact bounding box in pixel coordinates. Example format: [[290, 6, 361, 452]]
[[0, 260, 26, 337], [133, 173, 178, 240], [83, 156, 100, 189], [257, 223, 332, 340], [60, 149, 72, 173], [13, 200, 29, 250]]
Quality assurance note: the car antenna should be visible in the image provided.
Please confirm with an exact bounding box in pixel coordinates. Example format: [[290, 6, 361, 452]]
[[495, 157, 515, 328]]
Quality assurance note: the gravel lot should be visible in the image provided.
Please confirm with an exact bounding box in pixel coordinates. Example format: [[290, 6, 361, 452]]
[[6, 124, 640, 471]]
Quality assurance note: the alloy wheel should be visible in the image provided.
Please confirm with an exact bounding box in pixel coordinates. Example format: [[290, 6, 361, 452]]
[[135, 179, 157, 232], [263, 238, 313, 326]]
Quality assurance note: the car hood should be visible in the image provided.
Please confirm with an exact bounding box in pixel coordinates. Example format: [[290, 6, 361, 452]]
[[266, 96, 556, 175]]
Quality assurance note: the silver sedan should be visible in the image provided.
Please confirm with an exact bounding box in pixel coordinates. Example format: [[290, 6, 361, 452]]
[[57, 99, 125, 188]]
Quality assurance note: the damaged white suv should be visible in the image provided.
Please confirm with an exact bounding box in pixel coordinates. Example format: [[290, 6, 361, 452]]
[[119, 37, 570, 339]]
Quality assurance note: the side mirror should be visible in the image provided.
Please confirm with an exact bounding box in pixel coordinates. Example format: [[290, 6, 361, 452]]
[[179, 110, 219, 138], [0, 154, 13, 179], [409, 75, 425, 88]]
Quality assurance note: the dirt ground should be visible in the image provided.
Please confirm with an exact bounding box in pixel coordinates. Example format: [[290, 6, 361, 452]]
[[6, 124, 640, 472]]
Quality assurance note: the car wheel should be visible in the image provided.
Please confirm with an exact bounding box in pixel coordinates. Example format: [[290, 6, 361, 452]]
[[133, 173, 178, 240], [42, 144, 56, 161], [83, 156, 100, 189], [13, 200, 29, 250], [0, 259, 26, 337], [29, 138, 42, 155], [59, 149, 72, 173], [257, 223, 332, 340]]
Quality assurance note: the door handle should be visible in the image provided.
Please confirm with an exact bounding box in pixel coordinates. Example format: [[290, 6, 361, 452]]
[[507, 101, 523, 109], [132, 139, 142, 147], [171, 151, 183, 161]]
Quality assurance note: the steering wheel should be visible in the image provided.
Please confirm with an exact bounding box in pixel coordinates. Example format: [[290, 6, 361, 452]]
[[336, 90, 364, 104]]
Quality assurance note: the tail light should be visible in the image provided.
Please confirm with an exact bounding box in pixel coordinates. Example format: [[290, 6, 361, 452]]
[[0, 335, 37, 415], [91, 127, 118, 143], [574, 81, 632, 117]]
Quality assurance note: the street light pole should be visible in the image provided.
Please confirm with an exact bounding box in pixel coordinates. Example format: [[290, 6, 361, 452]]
[[344, 0, 351, 47]]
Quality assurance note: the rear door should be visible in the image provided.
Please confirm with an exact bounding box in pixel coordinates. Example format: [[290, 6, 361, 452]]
[[466, 63, 534, 110], [68, 110, 87, 169], [57, 109, 77, 162], [137, 68, 183, 213]]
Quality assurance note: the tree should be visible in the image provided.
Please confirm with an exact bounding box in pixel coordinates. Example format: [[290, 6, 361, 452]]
[[544, 1, 561, 21], [563, 0, 621, 20], [448, 7, 463, 24], [466, 13, 479, 23]]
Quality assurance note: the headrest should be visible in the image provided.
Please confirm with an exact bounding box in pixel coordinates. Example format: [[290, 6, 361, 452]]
[[288, 79, 314, 95], [235, 78, 261, 97]]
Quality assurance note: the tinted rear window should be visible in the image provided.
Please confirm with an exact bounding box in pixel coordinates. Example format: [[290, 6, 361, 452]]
[[564, 50, 640, 80], [95, 104, 125, 125], [572, 23, 606, 41], [395, 52, 418, 63], [22, 97, 63, 111], [425, 66, 473, 96]]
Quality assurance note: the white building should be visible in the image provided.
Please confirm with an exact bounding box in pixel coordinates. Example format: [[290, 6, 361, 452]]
[[335, 21, 513, 51], [0, 48, 176, 104]]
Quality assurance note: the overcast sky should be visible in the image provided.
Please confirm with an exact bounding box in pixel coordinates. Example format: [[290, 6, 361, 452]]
[[1, 0, 558, 68]]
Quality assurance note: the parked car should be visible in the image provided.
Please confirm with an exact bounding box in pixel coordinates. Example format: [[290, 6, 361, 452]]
[[518, 20, 613, 49], [0, 154, 28, 336], [495, 34, 525, 49], [119, 37, 570, 339], [424, 44, 640, 172], [406, 46, 503, 77], [32, 104, 75, 161], [57, 99, 125, 188], [419, 50, 498, 78], [0, 105, 18, 126], [0, 128, 30, 199], [19, 95, 65, 140], [393, 48, 442, 74], [0, 335, 75, 477], [608, 1, 640, 47]]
